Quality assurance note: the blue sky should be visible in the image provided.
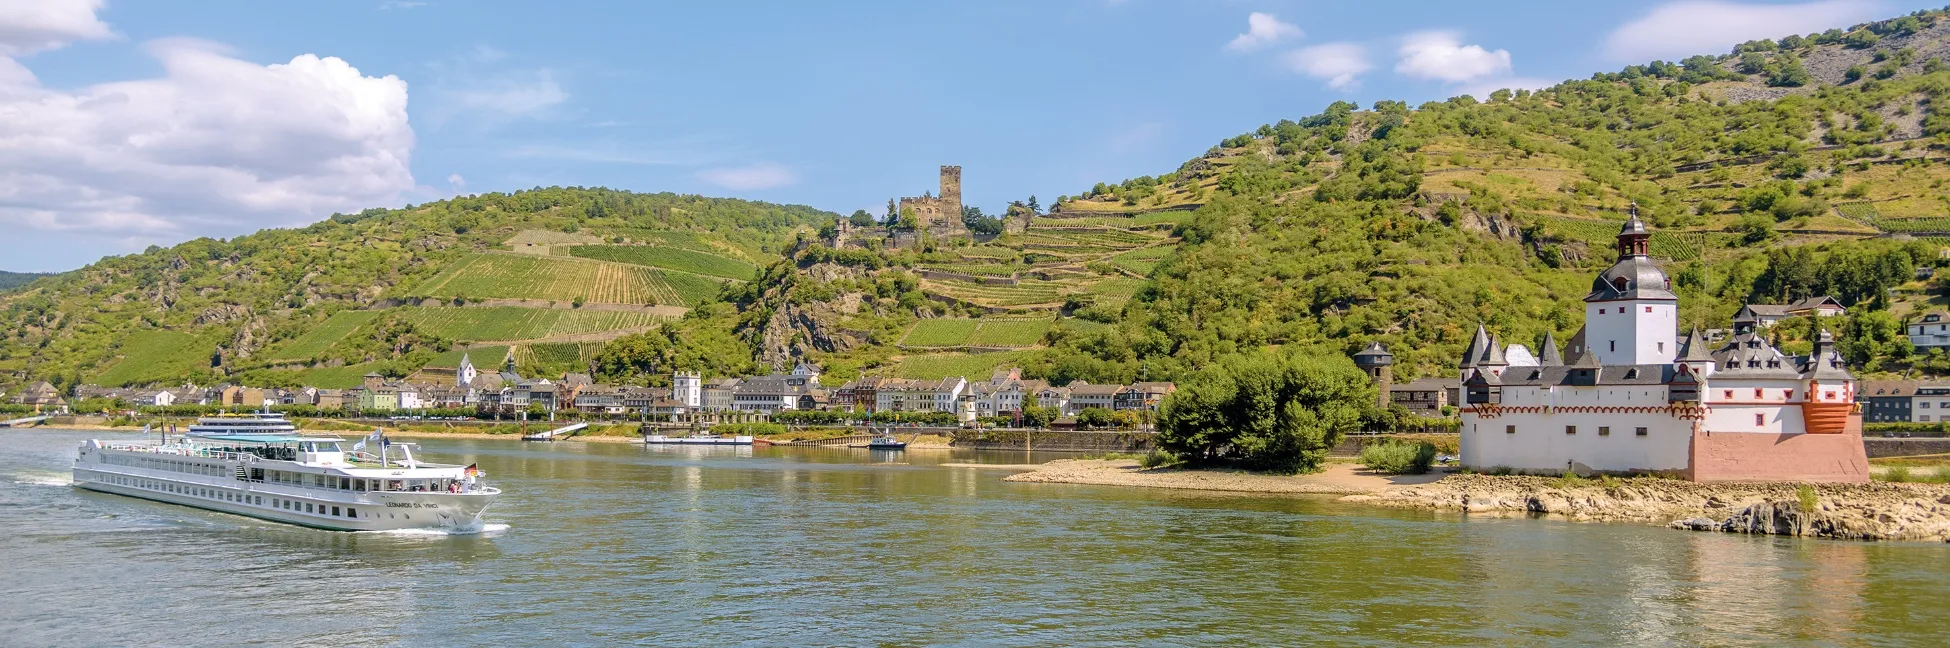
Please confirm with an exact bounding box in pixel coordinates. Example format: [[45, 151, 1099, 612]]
[[0, 0, 1937, 272]]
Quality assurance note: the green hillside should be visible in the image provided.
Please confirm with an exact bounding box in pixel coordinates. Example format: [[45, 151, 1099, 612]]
[[724, 8, 1950, 385], [15, 8, 1950, 394], [0, 187, 829, 388]]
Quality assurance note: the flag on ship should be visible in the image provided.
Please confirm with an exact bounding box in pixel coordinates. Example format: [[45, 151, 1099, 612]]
[[352, 428, 385, 452], [464, 463, 479, 477]]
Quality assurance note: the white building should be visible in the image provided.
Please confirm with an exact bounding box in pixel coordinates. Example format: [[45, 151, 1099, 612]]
[[1459, 209, 1869, 482], [673, 371, 702, 409], [1908, 311, 1950, 350]]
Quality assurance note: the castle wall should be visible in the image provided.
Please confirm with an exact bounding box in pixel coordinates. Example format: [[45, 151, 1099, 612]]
[[1687, 424, 1869, 483], [1461, 408, 1694, 474]]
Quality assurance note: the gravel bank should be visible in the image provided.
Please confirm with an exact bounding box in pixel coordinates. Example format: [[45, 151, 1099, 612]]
[[1351, 474, 1950, 542]]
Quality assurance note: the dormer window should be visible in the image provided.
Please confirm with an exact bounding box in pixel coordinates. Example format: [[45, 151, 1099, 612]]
[[1612, 277, 1628, 292]]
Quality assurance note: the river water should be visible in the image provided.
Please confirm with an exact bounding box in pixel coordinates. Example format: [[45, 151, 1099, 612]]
[[4, 429, 1949, 647]]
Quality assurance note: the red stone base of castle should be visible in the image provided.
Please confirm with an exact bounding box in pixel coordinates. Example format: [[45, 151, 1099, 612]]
[[1685, 415, 1870, 483]]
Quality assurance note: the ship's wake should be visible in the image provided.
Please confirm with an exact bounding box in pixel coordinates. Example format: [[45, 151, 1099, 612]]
[[9, 472, 72, 486], [360, 522, 509, 537]]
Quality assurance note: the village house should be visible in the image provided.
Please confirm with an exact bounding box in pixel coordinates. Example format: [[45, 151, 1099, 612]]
[[1114, 382, 1176, 412], [10, 381, 66, 410], [1064, 382, 1124, 415], [703, 378, 739, 412], [1388, 378, 1454, 415], [1908, 311, 1950, 351], [732, 375, 806, 413], [1733, 296, 1846, 328], [1860, 380, 1920, 423]]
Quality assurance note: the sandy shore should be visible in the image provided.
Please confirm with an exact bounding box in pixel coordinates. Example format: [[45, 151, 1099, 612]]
[[1002, 460, 1950, 542], [1002, 459, 1444, 495]]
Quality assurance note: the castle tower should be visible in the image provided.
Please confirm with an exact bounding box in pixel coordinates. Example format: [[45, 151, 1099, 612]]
[[457, 352, 478, 388], [1583, 203, 1677, 365], [673, 371, 702, 409], [1352, 342, 1394, 409], [940, 165, 962, 216]]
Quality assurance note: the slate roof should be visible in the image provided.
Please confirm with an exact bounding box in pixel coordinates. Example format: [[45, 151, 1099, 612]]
[[1496, 364, 1677, 386]]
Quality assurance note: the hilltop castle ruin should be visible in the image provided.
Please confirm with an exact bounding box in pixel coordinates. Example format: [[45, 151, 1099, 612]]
[[898, 165, 967, 240]]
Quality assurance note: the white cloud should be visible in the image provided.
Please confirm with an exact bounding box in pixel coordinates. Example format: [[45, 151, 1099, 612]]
[[441, 69, 564, 121], [697, 163, 797, 191], [1226, 12, 1302, 52], [378, 1, 428, 9], [1605, 0, 1882, 61], [447, 173, 466, 192], [426, 47, 566, 125], [0, 0, 113, 57], [1283, 43, 1371, 90], [0, 10, 414, 248], [1395, 31, 1511, 83]]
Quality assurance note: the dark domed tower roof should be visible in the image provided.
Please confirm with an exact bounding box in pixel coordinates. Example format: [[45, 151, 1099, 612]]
[[1588, 204, 1673, 302], [1353, 341, 1394, 367]]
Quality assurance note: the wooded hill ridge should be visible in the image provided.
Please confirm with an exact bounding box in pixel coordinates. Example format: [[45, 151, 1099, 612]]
[[12, 7, 1950, 395]]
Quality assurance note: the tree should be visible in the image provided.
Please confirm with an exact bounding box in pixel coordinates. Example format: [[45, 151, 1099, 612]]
[[1839, 310, 1909, 370], [1155, 348, 1374, 473], [1026, 195, 1040, 215], [1019, 392, 1057, 429], [1076, 407, 1114, 429], [962, 206, 1003, 235], [884, 198, 899, 225], [848, 209, 876, 228]]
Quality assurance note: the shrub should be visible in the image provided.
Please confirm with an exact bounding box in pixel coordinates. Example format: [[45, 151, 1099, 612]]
[[1796, 484, 1819, 514], [714, 422, 786, 437], [1138, 449, 1180, 469], [1358, 440, 1437, 474], [1883, 465, 1913, 482]]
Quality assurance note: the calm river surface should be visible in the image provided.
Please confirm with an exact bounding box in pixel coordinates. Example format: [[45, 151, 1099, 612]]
[[5, 428, 1950, 647]]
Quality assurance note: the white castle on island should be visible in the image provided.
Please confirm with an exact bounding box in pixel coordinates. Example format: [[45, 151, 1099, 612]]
[[1458, 208, 1869, 482]]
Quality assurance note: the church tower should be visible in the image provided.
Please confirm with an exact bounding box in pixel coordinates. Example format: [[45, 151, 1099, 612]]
[[457, 352, 478, 388], [1583, 204, 1677, 365]]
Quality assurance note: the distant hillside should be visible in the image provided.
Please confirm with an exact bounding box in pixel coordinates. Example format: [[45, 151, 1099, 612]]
[[0, 271, 53, 292], [0, 188, 831, 389], [737, 7, 1950, 386]]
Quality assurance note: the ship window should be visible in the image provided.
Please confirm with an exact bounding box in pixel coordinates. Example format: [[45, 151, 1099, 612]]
[[332, 506, 341, 517], [305, 503, 314, 513], [347, 507, 357, 518]]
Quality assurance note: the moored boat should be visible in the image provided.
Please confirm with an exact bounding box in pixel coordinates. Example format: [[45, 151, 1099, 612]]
[[71, 430, 499, 531], [640, 433, 754, 445]]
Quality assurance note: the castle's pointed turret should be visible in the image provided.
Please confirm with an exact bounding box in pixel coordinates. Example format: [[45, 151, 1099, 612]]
[[1460, 324, 1490, 369], [1538, 331, 1563, 367], [1677, 327, 1713, 363], [1482, 333, 1507, 366]]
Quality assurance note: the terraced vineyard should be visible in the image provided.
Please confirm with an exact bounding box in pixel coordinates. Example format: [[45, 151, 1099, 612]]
[[569, 245, 758, 281], [415, 253, 681, 306], [1105, 246, 1173, 276], [658, 271, 729, 307], [883, 351, 1030, 380], [95, 330, 218, 386], [395, 307, 671, 342], [269, 310, 382, 361], [922, 279, 1071, 309], [901, 319, 980, 347], [966, 318, 1053, 347], [899, 317, 1053, 348]]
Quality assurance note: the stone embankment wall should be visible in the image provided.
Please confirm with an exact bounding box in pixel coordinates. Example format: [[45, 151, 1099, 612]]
[[1865, 437, 1950, 458], [949, 429, 1155, 452]]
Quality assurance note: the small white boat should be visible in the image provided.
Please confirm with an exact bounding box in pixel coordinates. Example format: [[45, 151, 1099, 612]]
[[640, 433, 754, 445]]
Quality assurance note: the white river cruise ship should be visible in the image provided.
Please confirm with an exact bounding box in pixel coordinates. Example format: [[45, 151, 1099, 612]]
[[72, 431, 500, 531]]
